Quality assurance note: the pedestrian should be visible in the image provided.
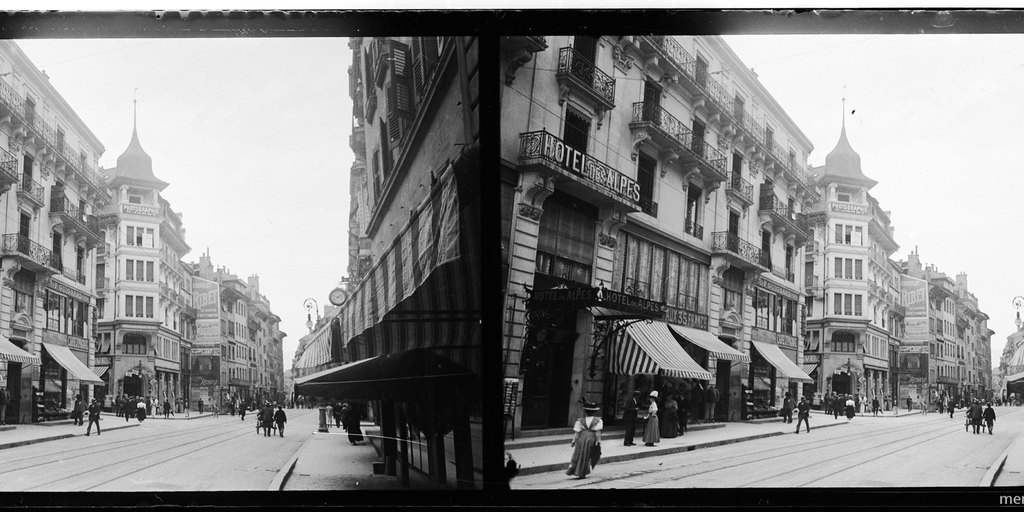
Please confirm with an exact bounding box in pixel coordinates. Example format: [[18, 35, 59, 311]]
[[872, 396, 880, 416], [949, 399, 956, 419], [240, 403, 247, 421], [261, 402, 275, 436], [660, 393, 678, 439], [906, 396, 913, 412], [124, 396, 132, 422], [184, 398, 190, 418], [794, 396, 810, 434], [566, 401, 602, 479], [85, 399, 102, 436], [0, 386, 8, 425], [781, 392, 795, 424], [198, 398, 204, 414], [274, 405, 287, 437], [824, 393, 832, 416], [969, 400, 984, 435], [341, 403, 363, 444], [677, 393, 689, 436], [333, 402, 344, 429], [229, 399, 236, 417], [884, 395, 890, 411], [621, 390, 639, 447], [845, 395, 855, 420], [643, 390, 660, 447], [938, 395, 945, 415], [72, 394, 85, 426], [136, 397, 147, 423], [833, 394, 840, 420], [163, 398, 171, 419], [853, 394, 860, 415], [146, 395, 153, 417], [691, 383, 704, 423], [984, 402, 996, 435], [705, 384, 719, 423]]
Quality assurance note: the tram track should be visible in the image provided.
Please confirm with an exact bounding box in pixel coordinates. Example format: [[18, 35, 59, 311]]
[[561, 408, 1024, 489]]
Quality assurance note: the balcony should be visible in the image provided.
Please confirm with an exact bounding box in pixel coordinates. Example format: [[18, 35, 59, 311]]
[[16, 175, 45, 209], [629, 102, 728, 186], [0, 147, 18, 193], [710, 232, 769, 272], [725, 172, 754, 206], [62, 266, 87, 286], [49, 194, 103, 248], [370, 38, 389, 87], [556, 47, 616, 113], [758, 190, 812, 246], [517, 130, 641, 212], [638, 37, 731, 122], [502, 36, 548, 86], [684, 219, 704, 241], [181, 304, 198, 319], [1, 234, 60, 274], [638, 197, 658, 218]]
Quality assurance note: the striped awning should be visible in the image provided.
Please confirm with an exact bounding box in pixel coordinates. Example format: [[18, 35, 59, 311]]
[[751, 341, 813, 383], [801, 364, 819, 376], [0, 337, 40, 365], [294, 326, 334, 370], [609, 321, 713, 380], [668, 324, 749, 363], [94, 365, 110, 379], [41, 343, 104, 384]]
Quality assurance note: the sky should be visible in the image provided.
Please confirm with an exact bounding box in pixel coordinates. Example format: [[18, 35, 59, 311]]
[[15, 38, 353, 372], [720, 34, 1024, 369]]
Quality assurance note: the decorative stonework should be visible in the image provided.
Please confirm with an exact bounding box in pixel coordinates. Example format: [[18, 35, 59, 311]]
[[612, 44, 633, 73], [597, 208, 626, 247], [718, 136, 731, 152], [8, 139, 21, 154], [660, 150, 678, 174], [630, 130, 650, 161], [598, 233, 618, 249], [518, 203, 544, 222]]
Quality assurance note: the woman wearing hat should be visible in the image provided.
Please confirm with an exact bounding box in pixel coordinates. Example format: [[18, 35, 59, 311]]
[[643, 391, 661, 447], [566, 401, 602, 479]]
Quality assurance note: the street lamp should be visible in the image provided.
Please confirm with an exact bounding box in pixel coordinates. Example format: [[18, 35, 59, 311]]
[[304, 298, 320, 333]]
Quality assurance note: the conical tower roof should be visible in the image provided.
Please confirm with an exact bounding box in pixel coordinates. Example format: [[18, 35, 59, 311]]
[[110, 102, 168, 191], [821, 119, 877, 189]]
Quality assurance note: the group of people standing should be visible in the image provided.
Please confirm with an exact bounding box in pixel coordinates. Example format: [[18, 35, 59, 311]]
[[964, 400, 997, 435], [822, 393, 861, 420]]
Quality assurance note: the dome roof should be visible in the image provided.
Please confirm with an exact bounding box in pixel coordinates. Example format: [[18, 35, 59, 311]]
[[115, 126, 154, 180]]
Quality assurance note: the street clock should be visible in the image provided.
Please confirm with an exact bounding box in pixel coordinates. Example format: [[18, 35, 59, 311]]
[[328, 287, 349, 306]]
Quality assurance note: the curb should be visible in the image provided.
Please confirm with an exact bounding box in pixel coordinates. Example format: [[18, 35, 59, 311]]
[[269, 433, 317, 491], [516, 421, 848, 476], [0, 422, 140, 451], [980, 434, 1023, 487]]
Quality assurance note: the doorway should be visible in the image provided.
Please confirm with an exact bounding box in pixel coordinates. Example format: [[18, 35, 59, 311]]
[[521, 324, 578, 429], [832, 373, 851, 396], [5, 362, 21, 424], [715, 360, 731, 421], [124, 374, 142, 397]]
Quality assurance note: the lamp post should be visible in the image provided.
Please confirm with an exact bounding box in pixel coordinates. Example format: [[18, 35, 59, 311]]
[[304, 298, 320, 333]]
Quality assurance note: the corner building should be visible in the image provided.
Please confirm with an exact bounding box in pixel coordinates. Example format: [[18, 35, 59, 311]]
[[500, 35, 816, 436]]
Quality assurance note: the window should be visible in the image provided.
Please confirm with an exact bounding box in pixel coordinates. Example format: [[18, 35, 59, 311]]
[[832, 332, 856, 352], [52, 232, 62, 268], [685, 185, 703, 238], [23, 154, 33, 178], [126, 260, 134, 280], [97, 298, 105, 319], [123, 334, 146, 355], [13, 270, 34, 315], [837, 192, 851, 202], [147, 261, 154, 282], [761, 230, 772, 266], [563, 108, 590, 154], [535, 193, 597, 285], [637, 152, 656, 217], [691, 118, 706, 156], [722, 267, 744, 313], [618, 231, 708, 314]]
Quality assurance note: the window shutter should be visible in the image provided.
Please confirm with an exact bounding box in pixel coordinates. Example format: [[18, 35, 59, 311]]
[[386, 81, 402, 142], [412, 37, 440, 97]]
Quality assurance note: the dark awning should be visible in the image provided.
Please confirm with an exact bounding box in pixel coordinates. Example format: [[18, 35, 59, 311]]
[[293, 348, 478, 402]]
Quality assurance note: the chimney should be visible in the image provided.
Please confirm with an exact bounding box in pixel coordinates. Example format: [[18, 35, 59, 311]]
[[248, 274, 260, 294], [956, 273, 968, 292]]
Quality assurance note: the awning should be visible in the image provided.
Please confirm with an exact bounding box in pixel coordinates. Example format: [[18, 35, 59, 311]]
[[750, 341, 813, 382], [0, 337, 40, 365], [609, 321, 713, 380], [294, 348, 478, 402], [668, 324, 750, 363], [801, 364, 819, 376], [41, 343, 104, 384], [94, 366, 110, 379], [1007, 371, 1024, 383], [295, 327, 333, 370]]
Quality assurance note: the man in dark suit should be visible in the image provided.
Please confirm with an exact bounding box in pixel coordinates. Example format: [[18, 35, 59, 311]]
[[622, 390, 640, 446]]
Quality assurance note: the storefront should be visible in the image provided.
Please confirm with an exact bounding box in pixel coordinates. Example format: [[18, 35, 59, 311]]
[[0, 336, 40, 424], [747, 340, 812, 419], [668, 323, 749, 422]]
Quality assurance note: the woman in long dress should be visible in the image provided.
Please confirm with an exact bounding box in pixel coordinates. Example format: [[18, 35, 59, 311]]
[[566, 402, 602, 479], [342, 403, 364, 444], [643, 391, 661, 446], [136, 398, 147, 422], [660, 394, 678, 439], [844, 395, 855, 420]]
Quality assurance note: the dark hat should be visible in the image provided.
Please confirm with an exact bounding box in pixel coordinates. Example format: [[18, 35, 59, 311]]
[[582, 401, 600, 412]]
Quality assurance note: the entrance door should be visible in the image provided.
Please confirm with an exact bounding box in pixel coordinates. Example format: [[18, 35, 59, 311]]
[[124, 375, 142, 397], [6, 362, 21, 424], [833, 373, 850, 395], [521, 327, 578, 429], [715, 360, 731, 421]]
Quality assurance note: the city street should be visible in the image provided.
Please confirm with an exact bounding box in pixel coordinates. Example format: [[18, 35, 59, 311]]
[[512, 406, 1024, 488], [0, 408, 321, 491]]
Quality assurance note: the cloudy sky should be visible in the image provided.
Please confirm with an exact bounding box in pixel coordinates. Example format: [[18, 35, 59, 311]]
[[721, 34, 1023, 368], [16, 38, 353, 371]]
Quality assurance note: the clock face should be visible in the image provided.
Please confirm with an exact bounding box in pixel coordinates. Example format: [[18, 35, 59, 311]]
[[329, 288, 348, 306]]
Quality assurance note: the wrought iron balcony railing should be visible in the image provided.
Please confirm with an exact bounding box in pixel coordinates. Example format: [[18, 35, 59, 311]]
[[711, 232, 768, 269], [50, 194, 103, 245], [1, 233, 59, 270], [17, 175, 44, 205], [649, 35, 694, 73], [759, 194, 811, 238], [727, 172, 754, 204], [0, 79, 22, 116], [685, 219, 704, 240], [0, 146, 18, 184], [557, 47, 616, 106], [638, 197, 658, 218]]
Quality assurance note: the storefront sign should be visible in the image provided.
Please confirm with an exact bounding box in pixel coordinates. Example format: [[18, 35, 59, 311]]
[[754, 279, 799, 302], [528, 285, 666, 319], [48, 281, 91, 304], [533, 131, 641, 205], [751, 327, 798, 350], [664, 305, 708, 331], [121, 203, 161, 217], [191, 346, 219, 356], [66, 336, 89, 352], [900, 275, 929, 318], [503, 378, 519, 417]]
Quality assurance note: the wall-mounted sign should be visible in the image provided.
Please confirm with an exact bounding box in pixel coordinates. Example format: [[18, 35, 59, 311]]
[[664, 305, 709, 331], [121, 203, 161, 217], [522, 130, 641, 206], [503, 378, 519, 417], [527, 285, 666, 319]]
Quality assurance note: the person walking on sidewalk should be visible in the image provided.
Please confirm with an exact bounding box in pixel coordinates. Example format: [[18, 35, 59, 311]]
[[85, 399, 102, 436], [845, 395, 855, 420], [72, 394, 85, 426], [163, 398, 172, 419], [0, 386, 8, 425], [948, 399, 956, 419], [833, 394, 840, 420], [872, 396, 880, 416], [781, 392, 795, 424], [643, 391, 661, 447], [274, 405, 287, 437], [984, 402, 996, 435], [342, 403, 364, 444], [794, 396, 810, 434], [136, 397, 147, 423], [622, 390, 639, 446], [705, 385, 719, 423], [661, 393, 678, 439], [566, 401, 602, 479], [239, 402, 247, 421], [198, 398, 204, 414], [906, 396, 913, 413], [677, 393, 689, 436]]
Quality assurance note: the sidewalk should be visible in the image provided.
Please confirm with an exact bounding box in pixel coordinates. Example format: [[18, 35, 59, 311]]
[[0, 411, 218, 450], [508, 415, 856, 477], [274, 423, 427, 490]]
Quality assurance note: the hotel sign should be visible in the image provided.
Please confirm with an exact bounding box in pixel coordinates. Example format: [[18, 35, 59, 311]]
[[527, 285, 666, 319], [522, 131, 641, 206]]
